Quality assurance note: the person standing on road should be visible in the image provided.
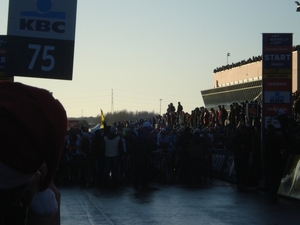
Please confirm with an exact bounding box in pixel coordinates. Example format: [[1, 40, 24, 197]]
[[91, 129, 105, 185], [0, 81, 67, 225], [102, 126, 125, 188], [230, 125, 252, 191], [131, 122, 156, 189], [176, 127, 193, 183], [264, 124, 283, 200], [188, 129, 207, 184]]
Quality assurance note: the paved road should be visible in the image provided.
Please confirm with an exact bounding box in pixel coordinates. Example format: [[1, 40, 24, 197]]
[[59, 180, 300, 225]]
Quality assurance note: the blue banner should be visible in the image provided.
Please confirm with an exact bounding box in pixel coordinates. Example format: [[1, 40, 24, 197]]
[[211, 149, 236, 183]]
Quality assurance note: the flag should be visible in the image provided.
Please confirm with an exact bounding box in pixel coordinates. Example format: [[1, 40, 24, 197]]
[[100, 109, 105, 129]]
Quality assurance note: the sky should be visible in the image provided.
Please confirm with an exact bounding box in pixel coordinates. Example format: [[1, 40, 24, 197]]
[[0, 0, 299, 118]]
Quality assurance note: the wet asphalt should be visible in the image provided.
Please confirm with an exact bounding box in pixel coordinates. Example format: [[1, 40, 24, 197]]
[[59, 179, 300, 225]]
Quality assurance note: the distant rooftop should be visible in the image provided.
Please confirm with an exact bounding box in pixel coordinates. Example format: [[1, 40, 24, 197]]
[[213, 45, 300, 73]]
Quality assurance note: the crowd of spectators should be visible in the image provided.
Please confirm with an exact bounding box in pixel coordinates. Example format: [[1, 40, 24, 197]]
[[56, 100, 300, 199]]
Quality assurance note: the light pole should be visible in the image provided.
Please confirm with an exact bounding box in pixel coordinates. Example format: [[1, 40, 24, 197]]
[[227, 53, 230, 65], [159, 99, 162, 115]]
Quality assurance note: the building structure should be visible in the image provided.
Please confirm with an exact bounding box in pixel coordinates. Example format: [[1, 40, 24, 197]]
[[201, 47, 300, 109]]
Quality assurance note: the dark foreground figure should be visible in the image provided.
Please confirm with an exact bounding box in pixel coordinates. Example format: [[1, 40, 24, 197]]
[[0, 82, 67, 225]]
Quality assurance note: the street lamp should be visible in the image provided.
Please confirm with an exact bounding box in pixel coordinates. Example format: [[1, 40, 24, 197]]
[[227, 53, 230, 65], [159, 99, 162, 115]]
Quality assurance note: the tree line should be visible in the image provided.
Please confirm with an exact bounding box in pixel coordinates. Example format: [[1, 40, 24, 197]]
[[68, 110, 157, 128]]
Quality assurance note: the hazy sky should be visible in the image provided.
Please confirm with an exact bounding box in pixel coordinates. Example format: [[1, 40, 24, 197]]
[[0, 1, 299, 117]]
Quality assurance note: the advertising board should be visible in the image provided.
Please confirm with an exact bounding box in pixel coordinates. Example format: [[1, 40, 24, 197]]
[[5, 0, 77, 80]]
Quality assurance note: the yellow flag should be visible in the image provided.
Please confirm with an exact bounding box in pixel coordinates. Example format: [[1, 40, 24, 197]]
[[100, 109, 105, 129]]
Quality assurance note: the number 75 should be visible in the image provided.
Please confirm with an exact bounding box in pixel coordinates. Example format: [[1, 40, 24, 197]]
[[28, 44, 55, 72]]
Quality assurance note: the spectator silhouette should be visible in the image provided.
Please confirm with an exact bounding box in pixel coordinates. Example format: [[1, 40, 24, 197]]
[[0, 81, 67, 225]]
